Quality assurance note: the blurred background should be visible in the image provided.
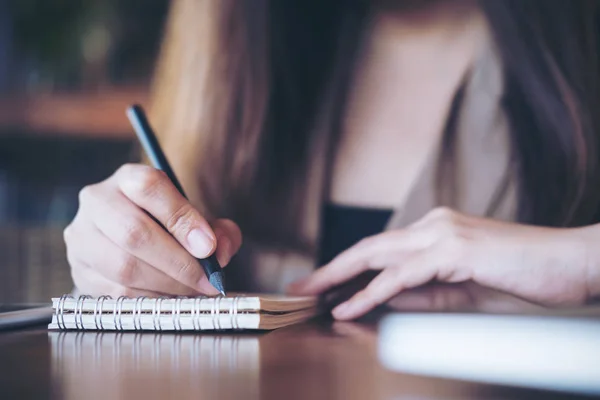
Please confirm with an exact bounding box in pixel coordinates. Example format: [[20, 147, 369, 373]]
[[0, 0, 170, 302]]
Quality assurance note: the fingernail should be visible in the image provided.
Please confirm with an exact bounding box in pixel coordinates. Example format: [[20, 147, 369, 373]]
[[187, 229, 215, 258], [332, 302, 352, 319]]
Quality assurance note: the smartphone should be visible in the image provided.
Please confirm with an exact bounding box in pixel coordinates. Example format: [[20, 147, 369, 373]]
[[0, 303, 53, 330]]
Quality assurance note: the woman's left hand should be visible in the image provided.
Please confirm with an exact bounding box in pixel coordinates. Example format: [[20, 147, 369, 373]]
[[288, 207, 598, 320]]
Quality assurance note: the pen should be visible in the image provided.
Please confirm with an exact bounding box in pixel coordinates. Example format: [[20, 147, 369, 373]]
[[126, 104, 226, 296]]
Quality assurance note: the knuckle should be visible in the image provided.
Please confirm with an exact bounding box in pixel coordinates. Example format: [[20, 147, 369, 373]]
[[138, 168, 165, 196], [165, 204, 197, 235], [78, 184, 98, 205], [429, 206, 455, 221], [116, 163, 141, 176], [122, 165, 165, 198], [115, 255, 137, 285], [118, 218, 152, 250]]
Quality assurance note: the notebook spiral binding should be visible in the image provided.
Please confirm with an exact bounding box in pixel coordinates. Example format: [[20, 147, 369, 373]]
[[58, 294, 69, 330], [75, 295, 91, 329], [95, 295, 110, 330], [114, 296, 126, 330], [134, 296, 146, 330], [173, 297, 182, 331], [54, 294, 241, 331]]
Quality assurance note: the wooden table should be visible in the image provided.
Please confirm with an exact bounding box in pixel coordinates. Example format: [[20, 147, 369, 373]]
[[0, 314, 589, 400]]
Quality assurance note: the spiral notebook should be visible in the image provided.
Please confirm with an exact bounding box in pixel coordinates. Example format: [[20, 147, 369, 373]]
[[48, 294, 318, 331]]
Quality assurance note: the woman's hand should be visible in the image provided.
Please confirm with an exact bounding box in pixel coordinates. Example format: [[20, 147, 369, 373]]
[[384, 282, 546, 314], [64, 163, 242, 298], [288, 207, 598, 320]]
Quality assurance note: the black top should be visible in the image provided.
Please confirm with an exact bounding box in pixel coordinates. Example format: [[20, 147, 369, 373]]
[[318, 203, 393, 266]]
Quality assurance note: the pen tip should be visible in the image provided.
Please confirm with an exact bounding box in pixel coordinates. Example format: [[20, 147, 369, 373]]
[[208, 272, 226, 297]]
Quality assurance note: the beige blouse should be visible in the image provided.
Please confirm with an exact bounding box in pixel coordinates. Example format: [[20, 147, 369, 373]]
[[236, 25, 518, 294]]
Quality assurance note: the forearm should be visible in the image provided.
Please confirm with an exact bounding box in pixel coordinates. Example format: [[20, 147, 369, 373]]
[[575, 224, 600, 302]]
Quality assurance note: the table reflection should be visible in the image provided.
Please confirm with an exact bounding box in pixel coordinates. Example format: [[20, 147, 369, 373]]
[[43, 283, 600, 400], [50, 331, 261, 400]]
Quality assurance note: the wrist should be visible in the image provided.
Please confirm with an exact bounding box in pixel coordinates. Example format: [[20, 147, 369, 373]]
[[572, 225, 600, 302]]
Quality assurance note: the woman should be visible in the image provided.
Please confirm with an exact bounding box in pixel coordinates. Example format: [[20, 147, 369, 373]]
[[65, 0, 600, 320]]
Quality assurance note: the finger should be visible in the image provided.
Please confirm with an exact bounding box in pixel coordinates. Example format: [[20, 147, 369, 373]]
[[288, 230, 423, 295], [70, 225, 201, 296], [212, 218, 243, 266], [332, 252, 440, 320], [115, 164, 216, 258], [71, 263, 166, 298], [81, 186, 217, 294], [312, 271, 378, 311]]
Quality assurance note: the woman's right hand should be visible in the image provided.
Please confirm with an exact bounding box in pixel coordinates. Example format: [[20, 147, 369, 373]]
[[64, 163, 242, 298]]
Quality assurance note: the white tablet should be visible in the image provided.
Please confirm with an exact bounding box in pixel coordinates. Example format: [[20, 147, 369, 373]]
[[378, 313, 600, 396]]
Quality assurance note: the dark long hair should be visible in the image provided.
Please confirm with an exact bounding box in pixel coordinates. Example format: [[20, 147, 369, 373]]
[[151, 0, 600, 250], [481, 0, 600, 226]]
